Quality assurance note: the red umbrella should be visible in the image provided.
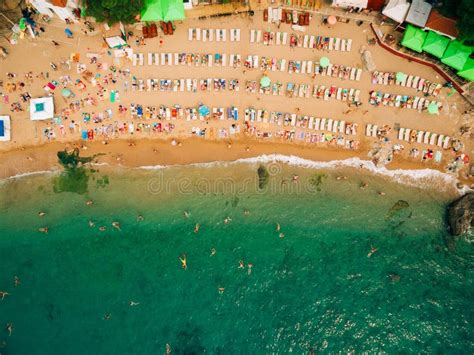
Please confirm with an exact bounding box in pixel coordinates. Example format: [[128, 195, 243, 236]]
[[328, 16, 337, 25], [463, 154, 470, 163]]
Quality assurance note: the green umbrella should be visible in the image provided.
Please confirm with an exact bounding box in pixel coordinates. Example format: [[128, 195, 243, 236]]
[[162, 0, 185, 22], [396, 72, 407, 82], [441, 40, 472, 71], [319, 56, 330, 68], [61, 88, 72, 98], [141, 0, 163, 21], [401, 24, 427, 53], [427, 102, 439, 115], [260, 76, 271, 88], [457, 58, 474, 82], [19, 18, 26, 30], [422, 31, 450, 58]]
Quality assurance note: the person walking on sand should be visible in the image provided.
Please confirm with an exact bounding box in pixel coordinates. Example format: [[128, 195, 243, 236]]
[[179, 255, 187, 270]]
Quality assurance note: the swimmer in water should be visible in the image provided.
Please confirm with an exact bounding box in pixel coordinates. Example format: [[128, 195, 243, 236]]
[[86, 200, 93, 206], [360, 182, 368, 189], [183, 211, 190, 218], [210, 248, 216, 256], [179, 255, 187, 270], [38, 227, 48, 234], [129, 301, 140, 306], [276, 223, 281, 232], [103, 314, 111, 320], [243, 209, 250, 216], [218, 287, 225, 294], [88, 220, 95, 227], [0, 292, 9, 301], [38, 211, 46, 217], [6, 323, 12, 336], [224, 217, 232, 225], [112, 221, 121, 230], [279, 232, 285, 239], [247, 263, 253, 275], [99, 226, 106, 232], [136, 215, 144, 222], [14, 276, 20, 287], [367, 245, 378, 257], [378, 191, 385, 196], [238, 260, 245, 269], [292, 175, 299, 183], [194, 223, 200, 233]]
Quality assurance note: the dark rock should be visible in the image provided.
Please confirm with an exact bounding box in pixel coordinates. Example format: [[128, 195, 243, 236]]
[[448, 193, 474, 236]]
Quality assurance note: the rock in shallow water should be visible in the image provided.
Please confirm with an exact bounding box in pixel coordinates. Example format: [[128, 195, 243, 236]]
[[448, 193, 474, 236]]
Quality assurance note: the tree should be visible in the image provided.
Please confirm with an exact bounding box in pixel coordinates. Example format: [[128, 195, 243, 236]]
[[84, 0, 143, 25], [437, 0, 474, 43]]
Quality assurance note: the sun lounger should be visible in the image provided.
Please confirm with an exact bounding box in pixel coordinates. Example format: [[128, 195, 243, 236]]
[[347, 39, 352, 51], [404, 128, 410, 141], [282, 32, 288, 45], [196, 28, 201, 41], [339, 121, 345, 133], [303, 35, 309, 48], [203, 29, 208, 42], [334, 38, 340, 51], [320, 118, 326, 130], [443, 136, 450, 149], [437, 135, 444, 147], [341, 39, 347, 51], [412, 76, 419, 89], [417, 131, 423, 143], [250, 29, 255, 43], [332, 120, 339, 133], [429, 133, 437, 146], [309, 36, 315, 48], [327, 119, 333, 132], [256, 30, 262, 43], [406, 75, 413, 88], [314, 118, 321, 130], [398, 127, 404, 140], [372, 125, 378, 137], [133, 54, 137, 66], [328, 37, 334, 51], [276, 32, 281, 45], [148, 53, 153, 65], [188, 28, 193, 41]]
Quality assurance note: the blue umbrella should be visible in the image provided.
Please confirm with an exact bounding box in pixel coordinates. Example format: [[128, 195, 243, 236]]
[[199, 105, 210, 116]]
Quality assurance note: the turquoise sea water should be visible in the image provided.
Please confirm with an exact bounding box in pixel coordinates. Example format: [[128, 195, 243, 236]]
[[0, 161, 472, 354]]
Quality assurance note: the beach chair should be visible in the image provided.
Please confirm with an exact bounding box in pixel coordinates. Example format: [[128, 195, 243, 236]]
[[320, 118, 326, 130], [256, 30, 262, 43], [339, 121, 345, 133], [347, 39, 352, 51], [437, 135, 444, 147], [350, 68, 356, 81], [203, 29, 208, 42], [188, 28, 193, 41], [334, 38, 341, 51], [429, 134, 437, 146], [309, 36, 315, 49], [406, 75, 413, 88], [443, 136, 450, 149], [398, 127, 404, 140], [327, 119, 333, 132], [355, 69, 362, 81], [282, 32, 288, 46], [412, 76, 419, 89], [132, 53, 138, 66], [328, 37, 334, 51], [222, 29, 226, 42], [174, 53, 179, 65], [154, 53, 159, 65], [417, 131, 424, 143], [372, 125, 378, 137], [315, 118, 321, 130], [148, 53, 153, 65], [341, 39, 347, 51], [236, 29, 241, 42], [302, 61, 307, 74], [276, 32, 281, 45], [250, 29, 255, 43], [423, 131, 430, 144], [222, 54, 227, 67], [196, 28, 201, 41], [303, 35, 309, 48], [434, 151, 442, 163], [280, 59, 286, 72], [332, 120, 339, 133]]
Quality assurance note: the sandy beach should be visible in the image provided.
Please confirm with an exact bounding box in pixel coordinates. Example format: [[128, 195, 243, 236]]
[[0, 6, 472, 184]]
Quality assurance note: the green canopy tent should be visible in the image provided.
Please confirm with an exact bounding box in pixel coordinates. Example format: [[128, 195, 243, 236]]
[[422, 31, 450, 58], [162, 0, 185, 22], [457, 58, 474, 82], [441, 41, 472, 71], [401, 24, 427, 53], [141, 0, 163, 21]]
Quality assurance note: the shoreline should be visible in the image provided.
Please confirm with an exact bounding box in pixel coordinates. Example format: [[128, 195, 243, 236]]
[[0, 137, 471, 192]]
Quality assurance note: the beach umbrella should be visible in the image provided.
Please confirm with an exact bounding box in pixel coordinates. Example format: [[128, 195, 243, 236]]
[[441, 40, 472, 71], [19, 18, 26, 31], [327, 16, 337, 25], [396, 72, 407, 82], [319, 56, 330, 68], [61, 88, 72, 98], [422, 31, 450, 59], [427, 102, 439, 115], [199, 105, 209, 116], [401, 24, 427, 53], [260, 75, 271, 88]]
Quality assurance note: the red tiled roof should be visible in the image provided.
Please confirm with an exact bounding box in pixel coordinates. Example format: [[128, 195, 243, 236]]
[[424, 9, 459, 39]]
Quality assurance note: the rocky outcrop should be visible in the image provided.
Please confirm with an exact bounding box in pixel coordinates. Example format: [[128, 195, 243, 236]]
[[448, 193, 474, 236]]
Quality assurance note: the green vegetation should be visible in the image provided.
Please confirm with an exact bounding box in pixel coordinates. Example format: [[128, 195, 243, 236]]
[[438, 0, 474, 43], [83, 0, 143, 25], [309, 173, 327, 192]]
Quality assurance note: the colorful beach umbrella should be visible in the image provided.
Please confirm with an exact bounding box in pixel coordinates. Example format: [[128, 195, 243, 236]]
[[319, 56, 330, 68], [198, 104, 209, 116], [327, 15, 337, 25], [396, 72, 407, 82], [441, 40, 472, 71], [422, 31, 450, 59], [401, 24, 427, 53], [260, 76, 271, 88], [427, 102, 439, 115], [457, 58, 474, 82], [141, 0, 163, 21], [162, 0, 185, 22]]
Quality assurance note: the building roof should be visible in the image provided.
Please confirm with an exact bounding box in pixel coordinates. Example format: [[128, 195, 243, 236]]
[[0, 116, 11, 142], [424, 9, 459, 40], [30, 97, 54, 121], [382, 0, 410, 24], [405, 0, 432, 27]]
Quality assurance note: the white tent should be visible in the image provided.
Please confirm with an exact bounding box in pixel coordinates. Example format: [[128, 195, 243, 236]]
[[382, 0, 410, 23], [332, 0, 368, 8], [30, 97, 54, 121], [105, 36, 127, 49], [405, 0, 432, 27], [0, 116, 11, 142]]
